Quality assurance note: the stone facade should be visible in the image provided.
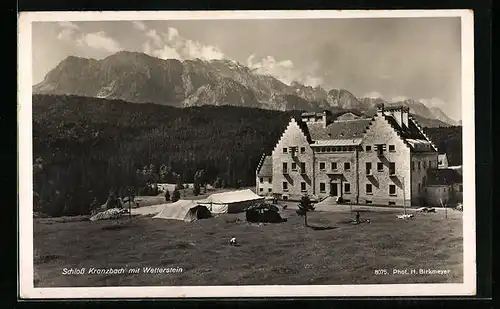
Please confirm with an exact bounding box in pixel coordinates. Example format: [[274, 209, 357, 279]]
[[271, 118, 314, 201], [358, 111, 412, 206], [411, 152, 439, 204], [256, 176, 273, 196], [259, 106, 440, 206], [313, 149, 358, 203]]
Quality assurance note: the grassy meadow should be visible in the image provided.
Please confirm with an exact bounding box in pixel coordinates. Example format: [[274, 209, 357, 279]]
[[33, 205, 463, 287]]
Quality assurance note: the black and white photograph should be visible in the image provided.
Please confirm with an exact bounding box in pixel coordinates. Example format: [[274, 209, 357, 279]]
[[18, 10, 476, 298]]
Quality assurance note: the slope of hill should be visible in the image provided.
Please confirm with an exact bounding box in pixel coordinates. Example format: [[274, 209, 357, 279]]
[[34, 51, 458, 125], [430, 107, 459, 125], [32, 94, 462, 217]]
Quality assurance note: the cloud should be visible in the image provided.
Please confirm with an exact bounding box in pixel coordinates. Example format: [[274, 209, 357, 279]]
[[56, 21, 80, 41], [183, 39, 224, 60], [246, 55, 323, 87], [166, 27, 179, 41], [391, 95, 408, 102], [145, 42, 181, 60], [56, 22, 122, 53], [58, 21, 79, 29], [419, 97, 446, 108], [363, 91, 383, 99], [132, 21, 147, 31], [133, 22, 224, 61], [76, 31, 122, 53]]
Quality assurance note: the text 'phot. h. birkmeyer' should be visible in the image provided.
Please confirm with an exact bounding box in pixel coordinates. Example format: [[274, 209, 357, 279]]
[[18, 9, 476, 299]]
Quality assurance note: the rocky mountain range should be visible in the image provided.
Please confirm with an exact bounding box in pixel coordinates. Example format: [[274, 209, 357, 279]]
[[33, 51, 459, 127]]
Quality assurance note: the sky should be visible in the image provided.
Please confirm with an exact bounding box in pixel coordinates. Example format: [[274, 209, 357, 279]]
[[32, 17, 462, 121]]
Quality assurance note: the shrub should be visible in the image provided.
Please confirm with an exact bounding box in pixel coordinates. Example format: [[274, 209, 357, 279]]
[[172, 188, 180, 202]]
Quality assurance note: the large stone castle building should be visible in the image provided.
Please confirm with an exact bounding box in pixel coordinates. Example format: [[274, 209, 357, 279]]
[[256, 104, 440, 206]]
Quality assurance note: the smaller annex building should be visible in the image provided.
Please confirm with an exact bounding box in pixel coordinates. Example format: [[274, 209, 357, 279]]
[[153, 200, 211, 222], [425, 168, 463, 206], [198, 189, 264, 214]]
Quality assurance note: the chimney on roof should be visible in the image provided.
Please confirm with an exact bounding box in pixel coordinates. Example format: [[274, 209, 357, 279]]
[[322, 110, 333, 128], [389, 105, 410, 128], [301, 110, 332, 128], [376, 103, 385, 115]]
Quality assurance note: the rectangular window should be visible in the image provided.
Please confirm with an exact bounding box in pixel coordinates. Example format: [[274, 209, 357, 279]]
[[283, 147, 287, 154], [259, 177, 263, 183], [423, 161, 427, 168], [282, 162, 288, 173], [331, 162, 337, 170], [283, 195, 288, 201], [326, 147, 331, 152], [301, 182, 306, 192], [389, 145, 395, 152], [344, 162, 351, 171], [389, 184, 396, 195], [283, 182, 288, 191], [365, 162, 372, 174], [291, 162, 297, 171], [376, 144, 385, 156], [319, 162, 326, 170], [389, 201, 396, 206], [412, 161, 416, 170], [429, 160, 432, 168], [268, 188, 272, 192], [365, 200, 372, 204], [366, 145, 372, 151], [366, 183, 373, 194], [418, 162, 421, 170], [377, 162, 384, 172], [389, 162, 395, 175], [269, 177, 272, 184], [439, 160, 442, 165], [300, 147, 306, 153], [259, 188, 263, 192], [344, 183, 351, 193], [300, 162, 306, 173], [320, 183, 326, 193]]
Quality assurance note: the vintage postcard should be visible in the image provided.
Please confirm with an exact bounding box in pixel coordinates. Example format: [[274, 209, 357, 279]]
[[18, 10, 476, 299]]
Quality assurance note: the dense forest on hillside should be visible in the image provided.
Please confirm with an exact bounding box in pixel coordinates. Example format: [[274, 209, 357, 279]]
[[32, 94, 463, 217], [423, 126, 462, 166]]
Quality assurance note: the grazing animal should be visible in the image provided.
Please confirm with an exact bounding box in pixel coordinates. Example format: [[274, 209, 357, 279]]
[[229, 237, 237, 246]]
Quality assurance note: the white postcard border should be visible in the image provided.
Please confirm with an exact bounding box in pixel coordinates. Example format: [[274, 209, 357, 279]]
[[18, 9, 476, 299]]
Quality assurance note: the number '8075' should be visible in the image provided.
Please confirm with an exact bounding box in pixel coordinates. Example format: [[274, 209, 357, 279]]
[[374, 269, 388, 275]]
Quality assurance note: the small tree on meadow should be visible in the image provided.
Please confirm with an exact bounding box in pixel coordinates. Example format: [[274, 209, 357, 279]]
[[296, 194, 315, 227], [171, 188, 180, 202], [105, 190, 118, 210], [164, 189, 171, 201], [214, 177, 222, 189], [90, 197, 99, 214], [193, 182, 201, 196]]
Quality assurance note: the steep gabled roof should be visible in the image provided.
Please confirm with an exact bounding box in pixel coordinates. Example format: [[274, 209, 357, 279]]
[[295, 118, 313, 143], [426, 168, 463, 186], [382, 115, 437, 152], [383, 115, 427, 140], [256, 155, 273, 177], [305, 119, 372, 140]]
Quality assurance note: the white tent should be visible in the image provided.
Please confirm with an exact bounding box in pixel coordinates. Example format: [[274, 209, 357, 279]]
[[197, 189, 264, 214], [153, 200, 211, 222]]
